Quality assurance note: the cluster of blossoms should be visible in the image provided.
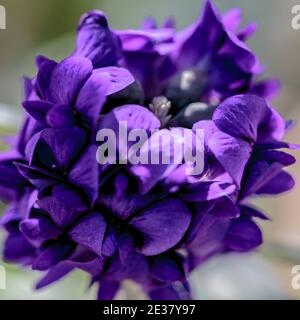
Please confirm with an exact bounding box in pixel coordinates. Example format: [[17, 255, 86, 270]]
[[0, 1, 297, 299]]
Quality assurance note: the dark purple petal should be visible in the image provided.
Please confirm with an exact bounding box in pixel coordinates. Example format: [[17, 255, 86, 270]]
[[46, 104, 76, 127], [20, 216, 63, 245], [98, 280, 120, 300], [151, 254, 185, 283], [210, 196, 240, 218], [75, 10, 121, 67], [213, 94, 269, 142], [37, 184, 87, 227], [130, 198, 191, 256], [0, 152, 25, 202], [99, 173, 159, 220], [186, 212, 229, 251], [15, 162, 60, 189], [47, 56, 92, 104], [75, 70, 109, 128], [28, 127, 87, 171], [256, 170, 295, 195], [207, 130, 252, 186], [69, 212, 107, 256], [22, 100, 54, 124], [251, 79, 280, 100], [239, 205, 269, 221], [4, 229, 36, 264], [257, 107, 286, 144], [68, 145, 99, 204], [36, 57, 57, 99], [241, 150, 296, 198], [32, 242, 74, 271], [36, 263, 74, 289], [105, 251, 149, 282], [225, 217, 263, 252], [102, 227, 118, 257]]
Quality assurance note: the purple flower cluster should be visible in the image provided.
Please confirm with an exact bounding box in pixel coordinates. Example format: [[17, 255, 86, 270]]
[[0, 0, 297, 299]]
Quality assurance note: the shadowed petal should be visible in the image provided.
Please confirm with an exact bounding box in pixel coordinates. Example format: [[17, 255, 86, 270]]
[[69, 212, 107, 256], [130, 198, 191, 256], [47, 57, 92, 104], [32, 242, 74, 271], [225, 217, 262, 252], [37, 185, 87, 227]]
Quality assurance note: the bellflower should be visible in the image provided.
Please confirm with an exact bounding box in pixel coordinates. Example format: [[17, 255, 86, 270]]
[[0, 1, 297, 300]]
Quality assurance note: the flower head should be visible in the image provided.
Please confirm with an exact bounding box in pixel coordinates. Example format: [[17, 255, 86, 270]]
[[0, 1, 297, 300]]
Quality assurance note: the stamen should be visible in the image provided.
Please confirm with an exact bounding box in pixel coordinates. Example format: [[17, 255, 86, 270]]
[[149, 96, 172, 127]]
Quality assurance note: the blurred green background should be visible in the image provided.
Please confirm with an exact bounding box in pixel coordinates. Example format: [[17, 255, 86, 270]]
[[0, 0, 300, 300]]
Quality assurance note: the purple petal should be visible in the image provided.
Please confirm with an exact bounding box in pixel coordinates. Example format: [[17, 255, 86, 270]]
[[241, 150, 296, 198], [210, 196, 240, 218], [207, 130, 252, 186], [0, 153, 25, 202], [69, 212, 107, 256], [20, 216, 62, 245], [46, 104, 76, 127], [98, 280, 120, 300], [22, 100, 54, 124], [238, 22, 257, 41], [213, 94, 269, 142], [256, 170, 295, 195], [75, 70, 109, 128], [128, 128, 192, 194], [47, 56, 92, 104], [36, 263, 74, 289], [75, 10, 121, 67], [222, 8, 242, 32], [36, 57, 57, 99], [251, 78, 281, 99], [28, 127, 87, 171], [239, 205, 269, 221], [151, 254, 185, 283], [105, 251, 149, 282], [15, 162, 60, 189], [130, 198, 191, 256], [257, 107, 286, 144], [32, 242, 74, 271], [225, 217, 263, 252], [100, 179, 158, 220], [4, 229, 36, 264], [102, 227, 118, 257], [37, 184, 87, 227], [94, 67, 135, 96], [68, 145, 99, 204], [186, 213, 229, 251]]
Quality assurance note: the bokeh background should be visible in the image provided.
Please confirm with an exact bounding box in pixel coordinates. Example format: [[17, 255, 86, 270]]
[[0, 0, 299, 299]]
